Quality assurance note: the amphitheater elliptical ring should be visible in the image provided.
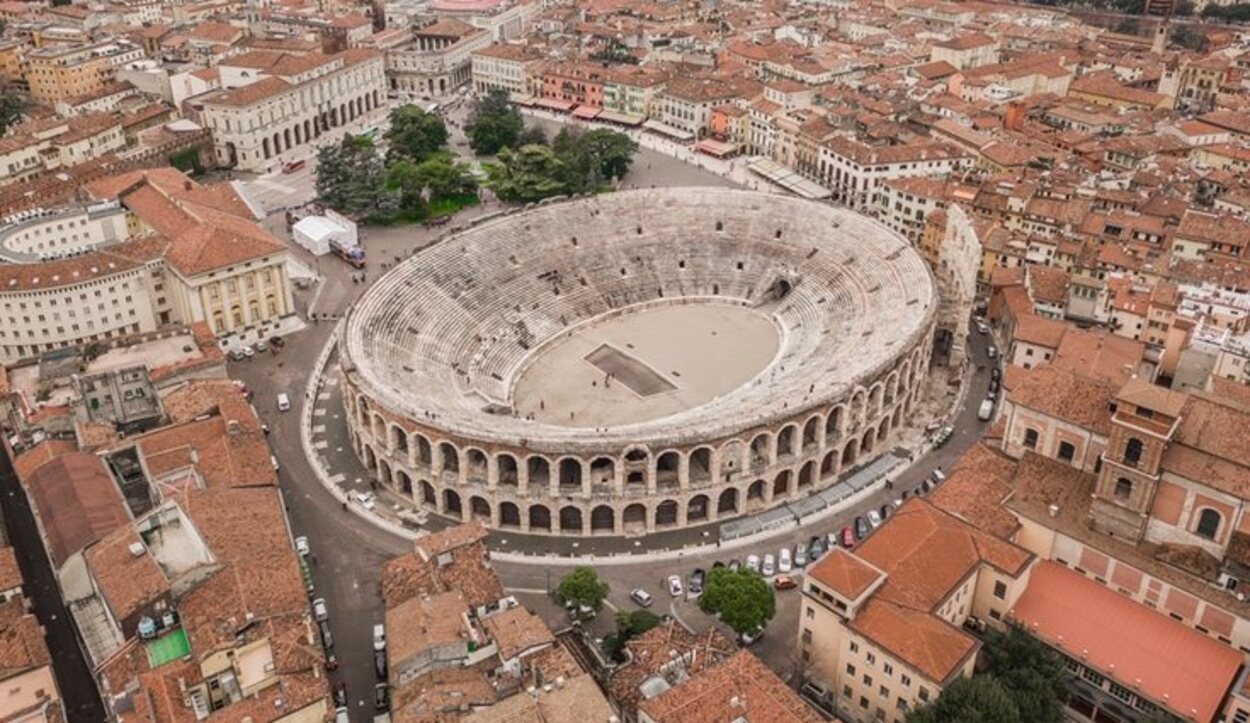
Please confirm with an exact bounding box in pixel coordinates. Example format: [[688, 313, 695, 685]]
[[341, 188, 938, 536]]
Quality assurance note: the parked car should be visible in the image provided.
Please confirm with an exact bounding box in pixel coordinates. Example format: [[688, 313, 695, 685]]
[[774, 575, 797, 591], [276, 393, 291, 412], [374, 684, 390, 712], [868, 509, 883, 528], [374, 650, 387, 679], [745, 554, 761, 573], [880, 504, 892, 520], [987, 345, 998, 359], [283, 159, 306, 174], [228, 348, 247, 362], [254, 340, 269, 354], [295, 536, 310, 557], [740, 625, 765, 646], [808, 536, 826, 560], [326, 648, 339, 670], [762, 554, 776, 577], [667, 574, 683, 597], [373, 623, 386, 652], [854, 516, 869, 539], [975, 319, 990, 334], [978, 398, 994, 421], [991, 367, 1001, 382], [312, 598, 328, 622], [352, 491, 376, 510], [777, 548, 793, 573], [840, 526, 855, 548], [689, 569, 706, 597], [930, 468, 947, 483], [630, 588, 654, 607], [319, 621, 334, 650], [334, 706, 349, 723], [826, 532, 840, 550], [333, 682, 348, 707], [793, 543, 807, 568], [269, 335, 286, 349], [241, 345, 255, 358]]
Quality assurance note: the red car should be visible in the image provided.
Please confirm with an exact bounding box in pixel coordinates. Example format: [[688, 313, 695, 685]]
[[774, 575, 797, 591], [840, 526, 855, 548]]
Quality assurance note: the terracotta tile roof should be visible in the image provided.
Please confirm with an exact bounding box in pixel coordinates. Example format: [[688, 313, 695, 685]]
[[1011, 561, 1241, 723], [22, 452, 131, 568], [466, 672, 612, 723], [1052, 327, 1144, 386], [391, 666, 497, 720], [1116, 376, 1187, 417], [383, 526, 503, 612], [1162, 393, 1250, 498], [12, 440, 77, 481], [479, 607, 553, 662], [0, 547, 21, 594], [386, 589, 470, 672], [637, 650, 822, 723], [1007, 365, 1115, 436], [1013, 313, 1068, 349], [0, 599, 52, 681], [159, 379, 249, 425], [85, 527, 170, 627], [416, 520, 488, 559], [607, 621, 736, 716], [806, 548, 884, 601], [127, 407, 274, 490], [927, 443, 1019, 538], [1027, 264, 1070, 304], [0, 235, 167, 293]]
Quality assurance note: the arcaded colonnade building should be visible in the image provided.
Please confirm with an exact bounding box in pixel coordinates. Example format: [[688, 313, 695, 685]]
[[341, 188, 938, 536]]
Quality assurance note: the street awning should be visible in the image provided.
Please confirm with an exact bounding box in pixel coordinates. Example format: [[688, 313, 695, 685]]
[[643, 119, 695, 141], [597, 110, 644, 126], [696, 138, 738, 158], [571, 105, 601, 120], [509, 93, 537, 107], [747, 158, 832, 200], [535, 98, 576, 112]]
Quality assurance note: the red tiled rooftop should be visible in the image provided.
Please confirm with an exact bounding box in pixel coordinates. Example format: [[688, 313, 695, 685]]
[[806, 548, 883, 601]]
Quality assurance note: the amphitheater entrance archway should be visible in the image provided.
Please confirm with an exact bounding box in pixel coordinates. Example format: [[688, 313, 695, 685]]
[[773, 470, 792, 499], [718, 488, 739, 515], [591, 505, 614, 533], [498, 454, 518, 486], [391, 427, 409, 458], [444, 489, 462, 517], [377, 459, 392, 486], [528, 457, 550, 487], [655, 500, 679, 528], [439, 443, 459, 474], [842, 439, 858, 467], [470, 496, 490, 522], [590, 457, 615, 487], [417, 436, 432, 466], [826, 406, 843, 443], [396, 470, 413, 496], [656, 452, 680, 490], [466, 449, 488, 482], [499, 502, 520, 528], [559, 506, 583, 533], [559, 458, 583, 489], [777, 425, 797, 458], [862, 428, 876, 456], [529, 505, 552, 532], [747, 479, 765, 502], [821, 450, 838, 479], [689, 447, 712, 486], [623, 503, 647, 533], [798, 460, 815, 490], [362, 445, 377, 472], [420, 480, 436, 505], [750, 434, 770, 468], [687, 494, 709, 522], [802, 417, 820, 453]]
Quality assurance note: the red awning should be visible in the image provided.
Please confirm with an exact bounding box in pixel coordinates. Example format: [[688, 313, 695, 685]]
[[535, 98, 576, 112], [571, 105, 602, 120]]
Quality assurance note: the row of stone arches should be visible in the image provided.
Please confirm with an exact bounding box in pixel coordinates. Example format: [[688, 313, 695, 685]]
[[259, 90, 382, 161]]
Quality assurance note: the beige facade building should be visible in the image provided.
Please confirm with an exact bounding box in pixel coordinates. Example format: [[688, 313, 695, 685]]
[[387, 19, 491, 96], [25, 39, 145, 104], [470, 43, 544, 95]]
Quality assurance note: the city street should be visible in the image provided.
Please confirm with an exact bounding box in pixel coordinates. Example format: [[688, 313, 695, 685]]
[[224, 105, 998, 719]]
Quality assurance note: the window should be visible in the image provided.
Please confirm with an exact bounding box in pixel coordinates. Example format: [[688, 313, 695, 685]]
[[918, 687, 929, 702], [866, 652, 876, 665], [846, 664, 856, 676], [1124, 437, 1143, 467], [850, 641, 859, 653], [883, 662, 893, 676], [1058, 441, 1075, 462], [993, 581, 1007, 600], [900, 675, 911, 687], [1196, 508, 1221, 540], [1114, 478, 1132, 500], [802, 628, 813, 644], [1023, 428, 1039, 449]]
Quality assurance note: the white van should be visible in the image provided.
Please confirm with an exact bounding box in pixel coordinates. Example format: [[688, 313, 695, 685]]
[[978, 398, 994, 421], [277, 393, 291, 412]]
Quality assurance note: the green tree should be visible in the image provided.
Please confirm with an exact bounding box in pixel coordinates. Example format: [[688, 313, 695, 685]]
[[486, 144, 568, 202], [465, 89, 524, 156], [906, 675, 1022, 723], [981, 626, 1068, 723], [413, 157, 477, 201], [385, 159, 428, 215], [697, 567, 775, 635], [1170, 24, 1205, 51], [577, 128, 638, 182], [384, 105, 449, 164], [517, 124, 548, 147], [316, 135, 394, 217], [554, 566, 609, 612], [0, 84, 27, 136]]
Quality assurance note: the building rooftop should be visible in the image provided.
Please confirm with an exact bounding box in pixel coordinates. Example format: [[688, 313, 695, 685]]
[[637, 650, 823, 723]]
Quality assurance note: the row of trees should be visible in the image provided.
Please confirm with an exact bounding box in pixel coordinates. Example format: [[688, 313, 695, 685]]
[[487, 128, 638, 202]]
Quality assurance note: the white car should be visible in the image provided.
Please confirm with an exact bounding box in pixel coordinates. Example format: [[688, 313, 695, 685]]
[[793, 544, 807, 568], [294, 536, 310, 557], [352, 491, 376, 510], [975, 318, 990, 334], [762, 554, 776, 577], [241, 346, 255, 358], [868, 509, 883, 528], [667, 574, 683, 597], [777, 547, 792, 573], [312, 598, 328, 622], [987, 345, 998, 359], [372, 623, 386, 652], [745, 554, 761, 573]]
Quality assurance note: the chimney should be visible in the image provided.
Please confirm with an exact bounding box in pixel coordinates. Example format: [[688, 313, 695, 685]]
[[1048, 504, 1059, 518], [226, 419, 242, 435]]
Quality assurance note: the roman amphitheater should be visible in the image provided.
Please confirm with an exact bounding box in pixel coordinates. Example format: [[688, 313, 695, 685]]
[[340, 188, 938, 536]]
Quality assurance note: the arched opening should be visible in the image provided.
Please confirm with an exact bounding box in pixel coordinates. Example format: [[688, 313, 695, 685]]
[[470, 496, 490, 521], [499, 502, 520, 528], [750, 434, 771, 468], [687, 494, 709, 522], [851, 389, 866, 424], [371, 414, 385, 442], [466, 448, 488, 482], [528, 505, 552, 532], [362, 444, 375, 471], [626, 470, 645, 490], [747, 479, 765, 501], [1196, 508, 1221, 540], [892, 405, 903, 429], [559, 458, 583, 489], [377, 459, 392, 486], [590, 457, 615, 486], [1023, 428, 1040, 450], [656, 451, 680, 490], [869, 384, 884, 418], [878, 417, 890, 443], [776, 425, 797, 458], [416, 435, 432, 466], [528, 457, 550, 487], [1124, 438, 1144, 467], [842, 439, 858, 467], [773, 470, 792, 498], [826, 406, 843, 442], [443, 489, 462, 517], [802, 416, 820, 453], [689, 447, 712, 486], [821, 450, 838, 479], [396, 470, 413, 496], [497, 454, 519, 486], [1114, 477, 1133, 500], [420, 480, 436, 505], [439, 443, 459, 474], [798, 460, 815, 490], [623, 503, 647, 533], [717, 488, 739, 515], [861, 428, 876, 456], [390, 426, 409, 457], [625, 447, 648, 463], [559, 506, 583, 533], [591, 505, 614, 533], [1058, 442, 1076, 463], [655, 500, 679, 527]]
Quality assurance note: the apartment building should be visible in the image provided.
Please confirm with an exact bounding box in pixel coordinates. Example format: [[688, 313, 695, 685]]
[[0, 113, 127, 188], [658, 76, 756, 139], [603, 64, 670, 120], [470, 43, 544, 95], [930, 33, 999, 70], [815, 138, 973, 211], [197, 48, 386, 172], [387, 19, 491, 96], [25, 39, 145, 104]]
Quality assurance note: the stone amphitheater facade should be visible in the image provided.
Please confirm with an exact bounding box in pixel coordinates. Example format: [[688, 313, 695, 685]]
[[340, 188, 938, 536]]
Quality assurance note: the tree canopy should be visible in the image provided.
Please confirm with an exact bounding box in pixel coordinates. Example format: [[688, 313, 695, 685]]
[[384, 105, 449, 164], [315, 135, 395, 218], [486, 144, 569, 202], [907, 675, 1021, 723], [554, 567, 610, 612], [698, 567, 775, 635], [485, 128, 638, 202], [466, 89, 524, 156], [980, 626, 1069, 723], [0, 84, 26, 136]]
